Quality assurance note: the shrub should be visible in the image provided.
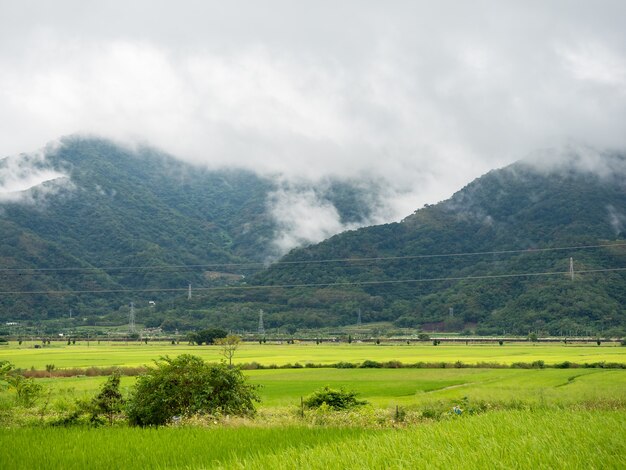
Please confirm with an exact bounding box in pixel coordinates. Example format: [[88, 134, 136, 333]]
[[335, 362, 356, 369], [126, 355, 259, 426], [303, 386, 367, 411], [360, 360, 382, 368], [0, 360, 42, 407]]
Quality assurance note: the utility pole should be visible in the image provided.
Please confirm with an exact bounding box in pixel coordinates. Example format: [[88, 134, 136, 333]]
[[258, 309, 265, 335], [188, 283, 192, 300], [129, 302, 136, 334], [569, 257, 574, 281]]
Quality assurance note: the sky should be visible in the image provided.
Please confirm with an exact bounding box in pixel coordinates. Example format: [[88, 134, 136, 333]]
[[1, 1, 625, 251]]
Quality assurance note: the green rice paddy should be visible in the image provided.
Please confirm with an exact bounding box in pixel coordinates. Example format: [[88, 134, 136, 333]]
[[2, 341, 625, 469], [2, 340, 624, 370], [1, 410, 624, 469]]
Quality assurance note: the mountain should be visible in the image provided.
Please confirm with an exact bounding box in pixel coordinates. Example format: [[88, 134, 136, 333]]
[[0, 137, 377, 325], [178, 152, 626, 336], [2, 140, 625, 336]]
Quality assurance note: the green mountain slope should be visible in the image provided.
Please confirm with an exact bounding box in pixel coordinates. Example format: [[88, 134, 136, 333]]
[[0, 137, 377, 324], [2, 141, 625, 336], [225, 154, 626, 335]]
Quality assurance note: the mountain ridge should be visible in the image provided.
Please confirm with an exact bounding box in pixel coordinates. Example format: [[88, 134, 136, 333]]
[[1, 139, 625, 336]]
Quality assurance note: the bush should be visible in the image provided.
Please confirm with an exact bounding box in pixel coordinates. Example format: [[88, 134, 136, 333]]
[[126, 355, 259, 426], [334, 362, 356, 369], [360, 360, 382, 368], [303, 386, 367, 410]]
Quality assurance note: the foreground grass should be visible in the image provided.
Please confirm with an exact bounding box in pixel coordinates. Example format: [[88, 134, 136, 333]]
[[1, 410, 624, 469], [239, 410, 626, 470], [2, 341, 625, 370]]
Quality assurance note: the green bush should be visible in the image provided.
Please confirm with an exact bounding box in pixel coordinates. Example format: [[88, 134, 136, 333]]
[[360, 360, 382, 368], [303, 386, 367, 411], [126, 355, 259, 426]]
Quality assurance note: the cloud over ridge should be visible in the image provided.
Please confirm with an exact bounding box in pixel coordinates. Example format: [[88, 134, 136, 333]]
[[1, 1, 625, 226]]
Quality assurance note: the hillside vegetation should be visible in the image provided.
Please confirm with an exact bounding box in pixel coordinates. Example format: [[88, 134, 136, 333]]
[[0, 138, 375, 325], [1, 140, 625, 335]]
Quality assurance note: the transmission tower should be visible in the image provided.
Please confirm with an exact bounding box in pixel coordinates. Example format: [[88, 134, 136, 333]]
[[258, 309, 265, 335], [129, 302, 136, 334], [357, 308, 362, 326], [569, 257, 574, 281]]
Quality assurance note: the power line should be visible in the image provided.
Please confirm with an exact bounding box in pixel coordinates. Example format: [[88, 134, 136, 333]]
[[1, 266, 624, 296], [0, 242, 624, 275]]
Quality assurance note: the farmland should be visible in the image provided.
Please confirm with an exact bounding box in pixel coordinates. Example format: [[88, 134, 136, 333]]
[[1, 341, 626, 469], [2, 340, 624, 370], [1, 411, 625, 469]]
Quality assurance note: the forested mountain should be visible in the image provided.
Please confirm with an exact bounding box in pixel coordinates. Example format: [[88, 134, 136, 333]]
[[0, 137, 376, 324], [2, 139, 625, 336], [169, 153, 626, 336]]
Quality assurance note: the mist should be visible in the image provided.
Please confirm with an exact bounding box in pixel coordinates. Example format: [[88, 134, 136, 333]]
[[1, 1, 625, 248]]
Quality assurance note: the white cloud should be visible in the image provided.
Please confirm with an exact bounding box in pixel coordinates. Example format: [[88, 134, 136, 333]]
[[0, 148, 70, 204], [0, 1, 625, 229]]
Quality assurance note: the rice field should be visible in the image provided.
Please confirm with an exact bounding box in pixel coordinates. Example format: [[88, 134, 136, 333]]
[[1, 340, 624, 370], [29, 367, 626, 410], [2, 341, 625, 469], [1, 410, 624, 469]]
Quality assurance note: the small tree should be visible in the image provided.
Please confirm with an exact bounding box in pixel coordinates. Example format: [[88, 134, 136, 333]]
[[1, 361, 42, 407], [92, 371, 125, 425], [215, 335, 240, 367]]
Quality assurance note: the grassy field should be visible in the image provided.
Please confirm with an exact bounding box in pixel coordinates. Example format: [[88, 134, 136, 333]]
[[1, 410, 624, 469], [2, 341, 626, 469], [23, 367, 626, 412], [1, 341, 624, 370]]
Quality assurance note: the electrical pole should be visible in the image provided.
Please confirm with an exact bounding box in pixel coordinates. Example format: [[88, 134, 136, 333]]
[[188, 283, 192, 300], [258, 309, 265, 335], [129, 302, 136, 334], [569, 257, 574, 281]]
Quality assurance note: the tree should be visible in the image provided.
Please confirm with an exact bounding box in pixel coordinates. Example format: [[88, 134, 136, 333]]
[[126, 355, 259, 426], [188, 328, 228, 345], [215, 335, 240, 367], [92, 371, 125, 425]]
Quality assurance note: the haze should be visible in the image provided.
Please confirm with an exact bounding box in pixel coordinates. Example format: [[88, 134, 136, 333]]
[[1, 1, 625, 250]]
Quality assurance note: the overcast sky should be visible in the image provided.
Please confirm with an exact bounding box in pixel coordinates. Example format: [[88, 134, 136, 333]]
[[1, 1, 625, 228]]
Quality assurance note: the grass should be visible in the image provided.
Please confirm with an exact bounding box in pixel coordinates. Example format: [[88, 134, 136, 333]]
[[2, 343, 626, 469], [1, 410, 624, 469], [19, 368, 626, 412], [2, 341, 625, 370]]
